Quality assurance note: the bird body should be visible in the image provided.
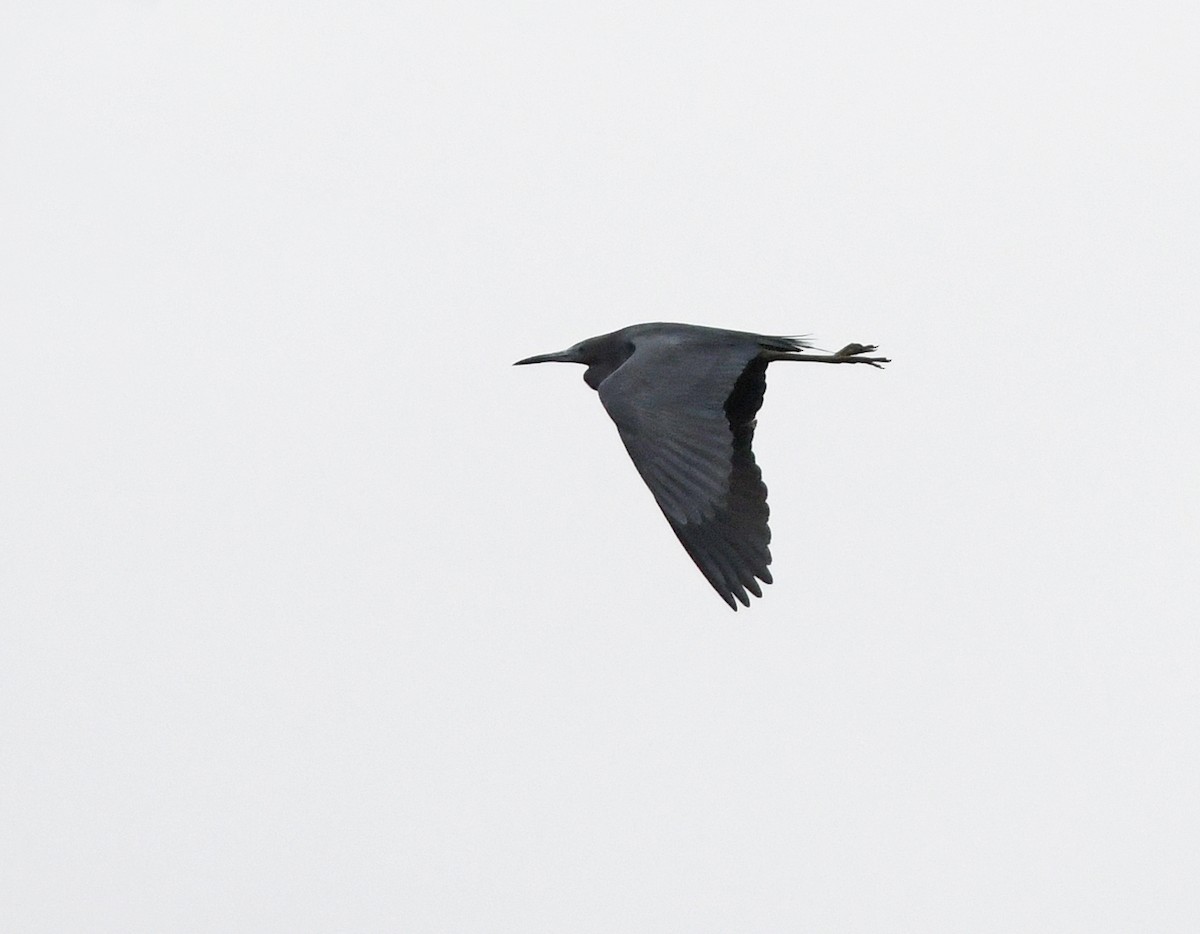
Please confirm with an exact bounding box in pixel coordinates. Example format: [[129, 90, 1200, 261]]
[[515, 323, 887, 609]]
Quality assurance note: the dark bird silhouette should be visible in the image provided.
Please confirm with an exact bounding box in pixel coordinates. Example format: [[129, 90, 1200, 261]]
[[514, 323, 888, 609]]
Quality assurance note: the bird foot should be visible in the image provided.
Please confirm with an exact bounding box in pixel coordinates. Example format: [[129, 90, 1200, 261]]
[[835, 343, 877, 356], [834, 343, 889, 368]]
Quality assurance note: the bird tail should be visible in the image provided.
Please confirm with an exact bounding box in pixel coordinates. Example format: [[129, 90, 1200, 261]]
[[757, 334, 815, 354]]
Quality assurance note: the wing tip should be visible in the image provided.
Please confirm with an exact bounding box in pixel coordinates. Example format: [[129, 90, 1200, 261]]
[[713, 568, 772, 611]]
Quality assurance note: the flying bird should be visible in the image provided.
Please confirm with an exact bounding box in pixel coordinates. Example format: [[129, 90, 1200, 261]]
[[514, 323, 888, 609]]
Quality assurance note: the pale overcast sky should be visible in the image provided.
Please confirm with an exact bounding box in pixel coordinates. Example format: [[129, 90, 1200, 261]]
[[3, 2, 1198, 932]]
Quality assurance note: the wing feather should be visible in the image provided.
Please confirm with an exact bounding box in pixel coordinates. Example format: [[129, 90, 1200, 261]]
[[597, 338, 775, 608]]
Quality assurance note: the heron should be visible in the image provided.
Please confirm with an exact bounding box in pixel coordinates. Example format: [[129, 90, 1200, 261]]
[[514, 323, 889, 609]]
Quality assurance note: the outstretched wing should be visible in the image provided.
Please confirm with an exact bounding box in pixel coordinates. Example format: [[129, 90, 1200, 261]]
[[596, 339, 774, 609]]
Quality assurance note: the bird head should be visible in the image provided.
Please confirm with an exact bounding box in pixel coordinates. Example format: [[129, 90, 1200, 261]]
[[514, 334, 634, 390]]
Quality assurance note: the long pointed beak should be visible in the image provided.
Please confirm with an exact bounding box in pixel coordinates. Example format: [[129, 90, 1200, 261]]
[[513, 348, 579, 366]]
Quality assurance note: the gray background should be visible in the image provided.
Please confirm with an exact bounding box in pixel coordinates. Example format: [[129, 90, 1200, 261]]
[[4, 2, 1198, 931]]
